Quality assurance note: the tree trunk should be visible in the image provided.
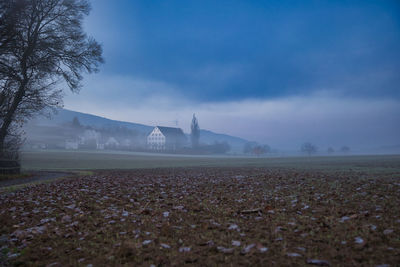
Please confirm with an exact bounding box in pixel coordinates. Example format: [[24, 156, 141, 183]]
[[0, 91, 5, 107], [0, 81, 26, 154], [0, 36, 30, 155]]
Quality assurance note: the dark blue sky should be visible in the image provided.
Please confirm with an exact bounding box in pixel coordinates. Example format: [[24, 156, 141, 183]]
[[84, 0, 400, 101], [65, 1, 400, 149]]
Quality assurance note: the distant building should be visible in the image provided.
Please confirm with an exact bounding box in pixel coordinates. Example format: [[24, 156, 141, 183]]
[[105, 137, 119, 149], [65, 139, 79, 150], [121, 139, 132, 148], [147, 126, 187, 151], [79, 129, 101, 145], [97, 143, 105, 150], [31, 142, 47, 150]]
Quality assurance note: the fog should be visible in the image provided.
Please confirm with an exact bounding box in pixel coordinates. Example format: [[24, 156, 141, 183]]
[[2, 1, 400, 266], [60, 74, 400, 154], [17, 0, 397, 156], [56, 0, 400, 155]]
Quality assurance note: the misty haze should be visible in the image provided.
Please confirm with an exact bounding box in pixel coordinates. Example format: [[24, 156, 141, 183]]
[[1, 0, 399, 266]]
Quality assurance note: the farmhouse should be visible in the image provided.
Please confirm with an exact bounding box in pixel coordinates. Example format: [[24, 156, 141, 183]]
[[65, 139, 79, 150], [105, 137, 119, 149], [147, 126, 187, 151]]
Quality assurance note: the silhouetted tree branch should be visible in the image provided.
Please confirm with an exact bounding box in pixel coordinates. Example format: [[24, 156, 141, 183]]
[[301, 142, 317, 156], [0, 0, 103, 156]]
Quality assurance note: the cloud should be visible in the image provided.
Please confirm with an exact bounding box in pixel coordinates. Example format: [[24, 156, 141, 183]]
[[64, 75, 400, 150], [83, 0, 400, 102]]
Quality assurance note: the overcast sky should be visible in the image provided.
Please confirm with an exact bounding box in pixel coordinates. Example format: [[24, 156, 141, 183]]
[[64, 0, 400, 150]]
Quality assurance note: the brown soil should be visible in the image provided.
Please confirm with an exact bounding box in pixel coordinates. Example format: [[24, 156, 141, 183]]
[[0, 167, 399, 266]]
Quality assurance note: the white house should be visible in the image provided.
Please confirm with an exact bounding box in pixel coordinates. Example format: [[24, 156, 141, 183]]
[[96, 143, 105, 150], [147, 126, 187, 151], [79, 129, 101, 145], [31, 142, 47, 150], [105, 137, 119, 149], [65, 139, 79, 150]]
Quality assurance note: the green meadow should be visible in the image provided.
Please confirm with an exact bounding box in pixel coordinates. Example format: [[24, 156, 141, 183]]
[[21, 150, 400, 175]]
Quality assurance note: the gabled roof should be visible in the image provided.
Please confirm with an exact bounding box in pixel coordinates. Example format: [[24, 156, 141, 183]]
[[156, 126, 186, 138]]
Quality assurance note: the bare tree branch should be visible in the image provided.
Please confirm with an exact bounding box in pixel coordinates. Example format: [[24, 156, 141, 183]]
[[0, 0, 103, 157]]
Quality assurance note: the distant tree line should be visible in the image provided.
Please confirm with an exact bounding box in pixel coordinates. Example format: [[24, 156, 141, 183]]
[[69, 117, 143, 149], [187, 114, 231, 154], [301, 142, 317, 156], [243, 142, 271, 156], [301, 142, 351, 156], [327, 146, 350, 154]]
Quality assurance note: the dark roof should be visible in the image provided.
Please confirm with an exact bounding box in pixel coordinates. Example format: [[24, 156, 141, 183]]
[[157, 126, 186, 138]]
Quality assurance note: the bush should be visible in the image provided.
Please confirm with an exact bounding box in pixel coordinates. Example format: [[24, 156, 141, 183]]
[[0, 158, 20, 174], [0, 125, 23, 174]]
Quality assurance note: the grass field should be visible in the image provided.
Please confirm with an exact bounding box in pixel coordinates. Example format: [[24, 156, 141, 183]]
[[0, 151, 398, 265], [21, 150, 400, 175]]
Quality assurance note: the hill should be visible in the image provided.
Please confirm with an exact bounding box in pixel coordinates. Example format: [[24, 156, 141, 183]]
[[26, 108, 249, 152], [30, 108, 153, 133]]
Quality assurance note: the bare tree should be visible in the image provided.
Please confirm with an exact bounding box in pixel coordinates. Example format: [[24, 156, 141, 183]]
[[72, 116, 81, 128], [0, 0, 25, 52], [190, 113, 200, 149], [301, 142, 317, 156], [253, 146, 263, 157], [243, 142, 270, 156], [0, 0, 103, 156], [243, 141, 257, 154], [340, 146, 350, 153]]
